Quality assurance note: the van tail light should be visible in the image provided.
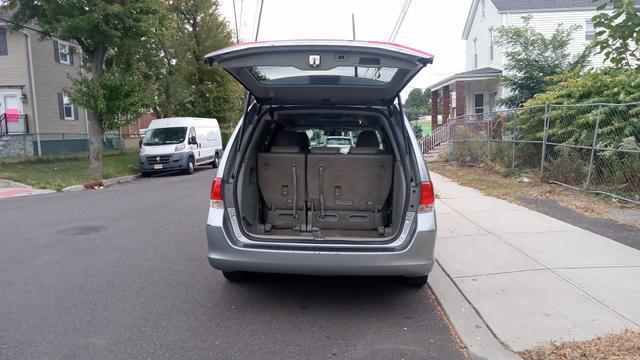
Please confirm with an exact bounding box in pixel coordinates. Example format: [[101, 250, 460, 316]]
[[418, 181, 435, 213], [210, 177, 224, 208]]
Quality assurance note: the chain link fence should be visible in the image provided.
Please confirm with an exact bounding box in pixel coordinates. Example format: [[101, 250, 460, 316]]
[[447, 102, 640, 204], [0, 132, 135, 160]]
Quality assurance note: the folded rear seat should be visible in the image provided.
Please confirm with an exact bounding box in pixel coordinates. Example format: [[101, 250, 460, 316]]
[[257, 131, 309, 231], [307, 131, 393, 232]]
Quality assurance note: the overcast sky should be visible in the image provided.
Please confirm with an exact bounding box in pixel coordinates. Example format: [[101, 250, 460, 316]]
[[217, 0, 473, 95]]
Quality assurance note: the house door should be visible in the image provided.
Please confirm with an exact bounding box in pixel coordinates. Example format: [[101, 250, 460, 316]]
[[0, 90, 25, 133], [474, 93, 484, 115]]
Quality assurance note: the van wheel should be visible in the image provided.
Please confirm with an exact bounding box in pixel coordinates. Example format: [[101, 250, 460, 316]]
[[186, 157, 195, 175], [140, 171, 151, 178], [403, 275, 428, 287], [222, 271, 251, 282], [211, 156, 219, 168]]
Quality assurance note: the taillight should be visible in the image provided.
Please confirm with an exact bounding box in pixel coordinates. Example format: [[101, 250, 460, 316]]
[[419, 181, 434, 213], [210, 177, 224, 208]]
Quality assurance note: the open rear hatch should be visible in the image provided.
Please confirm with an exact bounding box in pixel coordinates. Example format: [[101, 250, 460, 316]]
[[208, 41, 433, 243], [204, 40, 433, 106]]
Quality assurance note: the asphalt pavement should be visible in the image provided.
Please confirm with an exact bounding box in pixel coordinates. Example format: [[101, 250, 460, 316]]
[[0, 167, 466, 360]]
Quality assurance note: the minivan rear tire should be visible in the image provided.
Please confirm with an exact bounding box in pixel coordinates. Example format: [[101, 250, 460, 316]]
[[222, 271, 252, 282], [211, 156, 219, 168], [403, 275, 428, 287]]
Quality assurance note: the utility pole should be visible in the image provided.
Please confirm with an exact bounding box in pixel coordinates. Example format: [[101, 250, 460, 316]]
[[352, 13, 358, 77], [232, 0, 240, 44], [351, 13, 356, 40], [242, 0, 265, 113]]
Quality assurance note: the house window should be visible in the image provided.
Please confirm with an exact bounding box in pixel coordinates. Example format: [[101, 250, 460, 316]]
[[58, 42, 70, 64], [585, 20, 595, 41], [481, 0, 486, 17], [54, 40, 73, 65], [474, 94, 484, 114], [58, 92, 76, 120], [473, 38, 478, 68], [0, 28, 7, 56], [489, 28, 495, 61]]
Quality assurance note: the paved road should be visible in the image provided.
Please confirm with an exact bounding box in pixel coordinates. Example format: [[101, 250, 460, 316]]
[[0, 168, 466, 360]]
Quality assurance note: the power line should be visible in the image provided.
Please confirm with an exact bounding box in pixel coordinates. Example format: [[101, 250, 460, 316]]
[[0, 16, 57, 39], [388, 0, 411, 42], [254, 0, 264, 41]]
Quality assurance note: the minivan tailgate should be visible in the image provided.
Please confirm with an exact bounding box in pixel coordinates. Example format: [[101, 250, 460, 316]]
[[204, 40, 433, 106]]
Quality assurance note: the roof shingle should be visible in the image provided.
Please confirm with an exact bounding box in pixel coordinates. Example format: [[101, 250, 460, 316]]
[[491, 0, 640, 12]]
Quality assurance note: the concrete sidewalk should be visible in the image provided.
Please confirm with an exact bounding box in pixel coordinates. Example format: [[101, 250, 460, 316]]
[[0, 179, 54, 199], [431, 172, 640, 352]]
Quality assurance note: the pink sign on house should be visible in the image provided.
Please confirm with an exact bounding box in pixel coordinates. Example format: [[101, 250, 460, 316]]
[[5, 108, 20, 122]]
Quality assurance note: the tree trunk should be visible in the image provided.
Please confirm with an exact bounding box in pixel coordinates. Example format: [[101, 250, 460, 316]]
[[87, 46, 106, 178], [87, 111, 104, 178]]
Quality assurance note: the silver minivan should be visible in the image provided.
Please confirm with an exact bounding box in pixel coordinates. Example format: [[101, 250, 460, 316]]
[[205, 40, 436, 286]]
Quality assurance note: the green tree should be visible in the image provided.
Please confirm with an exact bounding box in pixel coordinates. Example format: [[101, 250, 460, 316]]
[[411, 122, 423, 138], [135, 0, 243, 131], [496, 16, 591, 107], [5, 0, 161, 177], [404, 88, 431, 122], [592, 0, 640, 69], [521, 67, 640, 146], [167, 0, 242, 128]]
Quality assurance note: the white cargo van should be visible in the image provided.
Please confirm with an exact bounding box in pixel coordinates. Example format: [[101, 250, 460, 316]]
[[139, 117, 223, 175]]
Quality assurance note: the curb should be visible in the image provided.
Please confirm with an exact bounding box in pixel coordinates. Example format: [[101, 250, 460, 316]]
[[102, 174, 141, 187], [62, 174, 141, 192], [429, 261, 521, 360], [0, 178, 33, 189]]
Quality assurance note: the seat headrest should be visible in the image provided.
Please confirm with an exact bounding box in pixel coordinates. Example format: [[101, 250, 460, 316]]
[[349, 147, 379, 155], [356, 130, 379, 148], [270, 146, 302, 153], [275, 130, 310, 150], [309, 147, 341, 154]]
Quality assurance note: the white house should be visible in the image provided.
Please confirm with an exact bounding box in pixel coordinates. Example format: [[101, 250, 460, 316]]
[[427, 0, 636, 126]]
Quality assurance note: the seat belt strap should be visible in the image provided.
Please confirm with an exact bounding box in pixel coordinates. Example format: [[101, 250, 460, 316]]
[[292, 163, 297, 219], [319, 162, 325, 219]]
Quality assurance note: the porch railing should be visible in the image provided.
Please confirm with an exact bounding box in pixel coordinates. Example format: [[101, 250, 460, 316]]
[[418, 123, 450, 154], [0, 113, 29, 135]]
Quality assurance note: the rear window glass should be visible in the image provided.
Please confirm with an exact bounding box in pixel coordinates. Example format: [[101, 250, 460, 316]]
[[326, 138, 352, 146], [249, 66, 398, 86], [304, 129, 385, 151]]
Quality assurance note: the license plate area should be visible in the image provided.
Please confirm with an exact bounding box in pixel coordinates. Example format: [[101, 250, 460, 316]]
[[153, 164, 163, 169]]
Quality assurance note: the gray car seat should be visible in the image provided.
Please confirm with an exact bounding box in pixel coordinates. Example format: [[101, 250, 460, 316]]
[[307, 131, 393, 232], [257, 130, 309, 231]]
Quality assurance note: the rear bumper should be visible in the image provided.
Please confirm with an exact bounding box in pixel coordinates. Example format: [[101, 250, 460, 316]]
[[206, 211, 436, 277], [139, 152, 189, 172]]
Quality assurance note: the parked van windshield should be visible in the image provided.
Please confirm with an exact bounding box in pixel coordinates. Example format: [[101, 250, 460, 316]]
[[143, 127, 187, 145]]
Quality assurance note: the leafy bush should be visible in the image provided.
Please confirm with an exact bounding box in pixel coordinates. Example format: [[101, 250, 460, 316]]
[[489, 141, 513, 168], [544, 147, 588, 185]]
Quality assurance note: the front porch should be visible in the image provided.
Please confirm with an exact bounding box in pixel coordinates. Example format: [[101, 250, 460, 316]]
[[0, 113, 29, 135], [428, 67, 502, 128]]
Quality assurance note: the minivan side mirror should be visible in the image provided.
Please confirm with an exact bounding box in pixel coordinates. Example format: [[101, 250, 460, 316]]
[[188, 136, 197, 145]]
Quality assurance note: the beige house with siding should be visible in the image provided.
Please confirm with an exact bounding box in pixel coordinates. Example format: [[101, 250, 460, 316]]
[[1, 14, 88, 156]]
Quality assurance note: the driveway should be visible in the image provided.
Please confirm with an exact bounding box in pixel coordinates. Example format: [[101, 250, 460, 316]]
[[0, 168, 466, 360]]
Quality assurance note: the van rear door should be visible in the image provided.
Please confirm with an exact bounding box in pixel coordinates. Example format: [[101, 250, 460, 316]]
[[205, 40, 433, 106]]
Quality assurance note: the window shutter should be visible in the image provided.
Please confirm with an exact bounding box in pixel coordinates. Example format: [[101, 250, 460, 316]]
[[73, 104, 78, 120], [69, 46, 75, 66], [53, 40, 60, 63], [0, 28, 7, 56], [58, 92, 64, 119]]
